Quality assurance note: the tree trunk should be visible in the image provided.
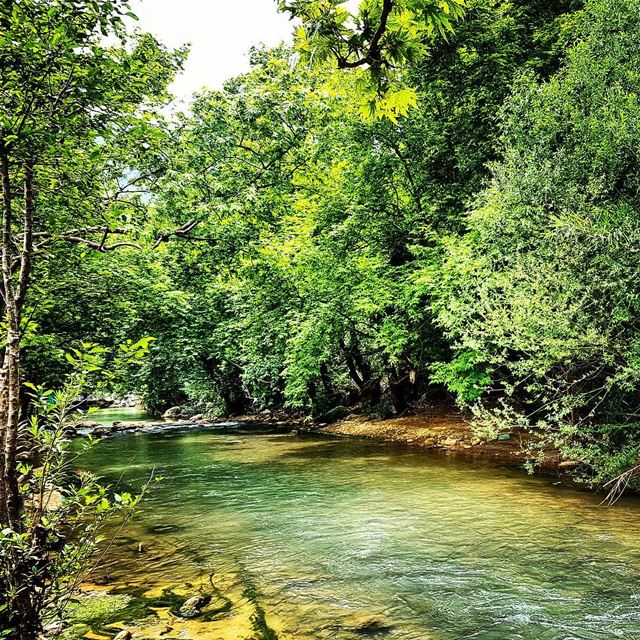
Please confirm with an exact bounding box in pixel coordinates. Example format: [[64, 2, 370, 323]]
[[1, 150, 40, 640], [0, 146, 22, 530]]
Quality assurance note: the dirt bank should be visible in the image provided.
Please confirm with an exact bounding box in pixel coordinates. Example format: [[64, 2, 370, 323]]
[[314, 405, 566, 473]]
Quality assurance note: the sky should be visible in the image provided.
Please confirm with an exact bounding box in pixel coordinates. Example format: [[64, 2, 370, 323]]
[[132, 0, 295, 103]]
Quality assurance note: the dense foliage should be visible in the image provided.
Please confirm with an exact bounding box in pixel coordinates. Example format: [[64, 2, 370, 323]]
[[115, 0, 579, 421], [20, 0, 640, 636], [0, 1, 181, 637], [6, 2, 640, 608], [433, 0, 640, 483], [6, 0, 640, 633]]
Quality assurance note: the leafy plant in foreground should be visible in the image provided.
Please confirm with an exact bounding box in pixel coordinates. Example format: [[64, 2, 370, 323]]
[[0, 342, 155, 639]]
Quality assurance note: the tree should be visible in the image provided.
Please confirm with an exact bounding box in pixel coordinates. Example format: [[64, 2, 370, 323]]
[[0, 1, 183, 636], [135, 0, 578, 419], [277, 0, 466, 120], [432, 0, 640, 485]]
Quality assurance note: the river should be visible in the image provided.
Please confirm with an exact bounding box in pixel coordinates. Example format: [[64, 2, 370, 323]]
[[78, 423, 640, 639]]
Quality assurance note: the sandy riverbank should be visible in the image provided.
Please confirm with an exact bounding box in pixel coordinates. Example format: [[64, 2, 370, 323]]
[[312, 405, 567, 473]]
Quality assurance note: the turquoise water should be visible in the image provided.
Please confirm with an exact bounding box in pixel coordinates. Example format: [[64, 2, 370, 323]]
[[80, 427, 640, 639]]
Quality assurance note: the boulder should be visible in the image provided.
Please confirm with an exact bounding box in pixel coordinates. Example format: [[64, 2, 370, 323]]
[[163, 406, 183, 420], [44, 489, 64, 510], [178, 594, 211, 618], [111, 393, 140, 408], [113, 630, 132, 640]]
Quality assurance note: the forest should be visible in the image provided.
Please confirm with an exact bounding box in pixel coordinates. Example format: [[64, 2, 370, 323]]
[[3, 0, 640, 638]]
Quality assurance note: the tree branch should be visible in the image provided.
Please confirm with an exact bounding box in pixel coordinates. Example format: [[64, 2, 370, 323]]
[[337, 0, 395, 69]]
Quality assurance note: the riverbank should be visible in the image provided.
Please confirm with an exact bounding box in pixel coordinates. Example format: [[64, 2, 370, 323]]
[[227, 408, 575, 476], [314, 406, 565, 472]]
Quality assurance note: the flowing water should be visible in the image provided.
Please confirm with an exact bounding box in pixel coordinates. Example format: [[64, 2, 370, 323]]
[[79, 425, 640, 640]]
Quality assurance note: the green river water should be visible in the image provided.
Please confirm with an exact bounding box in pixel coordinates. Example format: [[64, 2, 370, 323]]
[[79, 424, 640, 640]]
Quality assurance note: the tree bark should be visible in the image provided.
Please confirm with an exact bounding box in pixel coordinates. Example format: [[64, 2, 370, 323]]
[[0, 150, 39, 640]]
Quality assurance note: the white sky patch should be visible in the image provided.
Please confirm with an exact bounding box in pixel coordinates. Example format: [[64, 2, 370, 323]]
[[132, 0, 295, 104]]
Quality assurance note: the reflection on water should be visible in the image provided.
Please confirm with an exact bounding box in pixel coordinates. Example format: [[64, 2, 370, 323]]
[[80, 429, 640, 639], [89, 407, 155, 426]]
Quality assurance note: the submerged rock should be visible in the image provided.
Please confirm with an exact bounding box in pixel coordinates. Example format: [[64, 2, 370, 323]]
[[333, 614, 391, 635], [148, 523, 186, 535], [178, 594, 211, 618]]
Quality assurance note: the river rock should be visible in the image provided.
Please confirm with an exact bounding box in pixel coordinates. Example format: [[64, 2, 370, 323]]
[[178, 594, 211, 618], [339, 614, 390, 634], [77, 421, 102, 429], [62, 424, 78, 437], [113, 630, 132, 640], [43, 621, 64, 637], [163, 406, 183, 419], [559, 460, 580, 469], [111, 393, 140, 408], [441, 438, 459, 447], [112, 421, 143, 432], [91, 426, 113, 437]]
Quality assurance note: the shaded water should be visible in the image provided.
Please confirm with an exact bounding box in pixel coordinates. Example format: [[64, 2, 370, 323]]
[[80, 427, 640, 639]]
